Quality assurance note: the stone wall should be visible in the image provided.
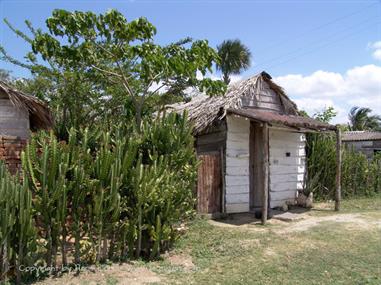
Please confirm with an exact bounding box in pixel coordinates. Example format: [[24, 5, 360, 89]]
[[0, 135, 27, 174]]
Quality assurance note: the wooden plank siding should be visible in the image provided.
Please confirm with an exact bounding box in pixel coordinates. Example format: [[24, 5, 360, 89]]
[[269, 129, 306, 208], [225, 115, 250, 213], [197, 152, 222, 214]]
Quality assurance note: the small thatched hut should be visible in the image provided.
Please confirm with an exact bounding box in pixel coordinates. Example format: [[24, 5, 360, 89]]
[[0, 81, 52, 138], [168, 71, 341, 221], [0, 80, 52, 173]]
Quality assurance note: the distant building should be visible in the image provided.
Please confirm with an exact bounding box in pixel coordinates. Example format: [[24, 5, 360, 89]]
[[342, 131, 381, 159]]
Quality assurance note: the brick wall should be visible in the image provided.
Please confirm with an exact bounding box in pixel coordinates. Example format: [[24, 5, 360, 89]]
[[0, 136, 27, 174]]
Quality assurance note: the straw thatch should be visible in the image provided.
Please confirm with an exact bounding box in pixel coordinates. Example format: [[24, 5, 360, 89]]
[[167, 71, 299, 134], [0, 80, 53, 130]]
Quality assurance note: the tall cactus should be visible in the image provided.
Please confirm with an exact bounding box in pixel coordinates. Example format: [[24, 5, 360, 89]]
[[0, 161, 35, 284], [22, 132, 70, 268]]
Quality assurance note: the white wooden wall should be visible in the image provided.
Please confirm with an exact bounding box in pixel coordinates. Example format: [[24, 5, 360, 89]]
[[269, 129, 306, 208], [225, 115, 250, 213], [0, 95, 30, 139]]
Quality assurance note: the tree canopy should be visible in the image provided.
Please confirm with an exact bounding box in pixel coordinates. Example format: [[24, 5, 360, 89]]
[[216, 39, 251, 84], [348, 107, 381, 131], [1, 9, 226, 133]]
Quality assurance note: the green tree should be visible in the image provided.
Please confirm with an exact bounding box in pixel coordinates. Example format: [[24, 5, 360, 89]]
[[348, 106, 381, 131], [1, 10, 226, 132], [313, 106, 337, 123], [30, 9, 225, 128], [216, 39, 251, 84]]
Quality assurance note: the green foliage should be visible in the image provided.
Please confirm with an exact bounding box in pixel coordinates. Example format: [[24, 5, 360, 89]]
[[312, 106, 337, 123], [305, 106, 381, 199], [0, 162, 35, 284], [306, 135, 381, 200], [216, 39, 251, 84], [348, 106, 381, 131], [1, 9, 226, 133], [1, 112, 196, 283]]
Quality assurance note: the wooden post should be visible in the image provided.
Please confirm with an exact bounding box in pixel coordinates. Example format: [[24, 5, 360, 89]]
[[262, 123, 269, 225], [335, 128, 342, 211], [220, 147, 226, 214]]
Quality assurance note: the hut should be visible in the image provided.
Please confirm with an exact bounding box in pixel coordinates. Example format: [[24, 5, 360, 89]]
[[0, 80, 52, 173], [342, 131, 381, 159], [168, 71, 342, 222]]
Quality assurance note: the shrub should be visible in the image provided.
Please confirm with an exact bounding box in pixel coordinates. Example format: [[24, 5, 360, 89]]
[[0, 112, 197, 284], [306, 133, 381, 200]]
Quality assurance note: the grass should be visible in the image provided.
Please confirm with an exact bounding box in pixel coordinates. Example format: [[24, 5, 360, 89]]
[[145, 195, 381, 285], [33, 196, 381, 284]]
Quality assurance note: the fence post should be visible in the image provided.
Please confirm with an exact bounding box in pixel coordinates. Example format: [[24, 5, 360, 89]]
[[335, 127, 342, 211]]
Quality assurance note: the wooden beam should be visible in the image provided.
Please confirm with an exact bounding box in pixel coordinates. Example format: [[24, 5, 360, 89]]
[[262, 123, 269, 225], [220, 146, 226, 214], [335, 128, 342, 211]]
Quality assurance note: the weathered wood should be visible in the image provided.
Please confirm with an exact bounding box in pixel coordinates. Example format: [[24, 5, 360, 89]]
[[268, 129, 306, 208], [249, 121, 255, 210], [225, 203, 250, 213], [262, 123, 269, 225], [251, 122, 264, 212], [197, 152, 222, 214], [225, 116, 250, 213], [335, 128, 342, 211], [220, 147, 226, 213]]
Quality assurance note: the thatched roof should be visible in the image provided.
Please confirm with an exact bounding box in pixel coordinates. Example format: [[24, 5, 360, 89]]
[[342, 131, 381, 142], [0, 80, 53, 130], [167, 72, 303, 134]]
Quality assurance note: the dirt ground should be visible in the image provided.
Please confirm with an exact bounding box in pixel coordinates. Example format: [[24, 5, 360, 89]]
[[34, 262, 162, 285], [209, 211, 381, 234], [34, 202, 381, 285]]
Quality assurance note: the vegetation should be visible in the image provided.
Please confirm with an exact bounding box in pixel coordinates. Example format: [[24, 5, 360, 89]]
[[1, 10, 226, 137], [150, 199, 381, 285], [348, 106, 381, 131], [305, 107, 381, 200], [216, 39, 251, 84], [33, 196, 381, 285], [1, 7, 380, 285], [0, 112, 198, 284]]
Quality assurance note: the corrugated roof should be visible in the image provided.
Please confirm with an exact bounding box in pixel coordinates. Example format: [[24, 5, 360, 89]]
[[342, 131, 381, 141], [227, 108, 337, 132]]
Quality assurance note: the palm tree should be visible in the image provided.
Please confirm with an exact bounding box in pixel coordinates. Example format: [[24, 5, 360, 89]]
[[348, 107, 381, 131], [217, 39, 251, 85]]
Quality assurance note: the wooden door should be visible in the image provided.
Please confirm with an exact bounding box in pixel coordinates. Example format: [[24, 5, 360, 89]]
[[197, 152, 222, 214], [250, 121, 264, 212]]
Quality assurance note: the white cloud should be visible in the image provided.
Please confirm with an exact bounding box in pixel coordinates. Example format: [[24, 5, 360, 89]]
[[274, 64, 381, 124], [208, 73, 242, 84], [368, 41, 381, 61]]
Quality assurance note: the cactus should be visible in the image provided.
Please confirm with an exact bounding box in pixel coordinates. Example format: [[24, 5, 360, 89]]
[[0, 161, 35, 284]]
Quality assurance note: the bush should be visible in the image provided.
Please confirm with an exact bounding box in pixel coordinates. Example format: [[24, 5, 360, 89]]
[[0, 112, 197, 284], [306, 133, 381, 200]]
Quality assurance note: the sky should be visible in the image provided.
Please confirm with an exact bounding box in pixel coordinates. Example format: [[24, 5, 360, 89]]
[[0, 0, 380, 124]]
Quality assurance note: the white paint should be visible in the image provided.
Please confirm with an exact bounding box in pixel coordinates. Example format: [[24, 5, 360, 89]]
[[225, 115, 250, 213], [224, 116, 307, 212], [269, 128, 306, 208]]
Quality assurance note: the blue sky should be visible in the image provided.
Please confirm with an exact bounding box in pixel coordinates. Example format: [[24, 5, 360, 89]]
[[1, 0, 380, 123]]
